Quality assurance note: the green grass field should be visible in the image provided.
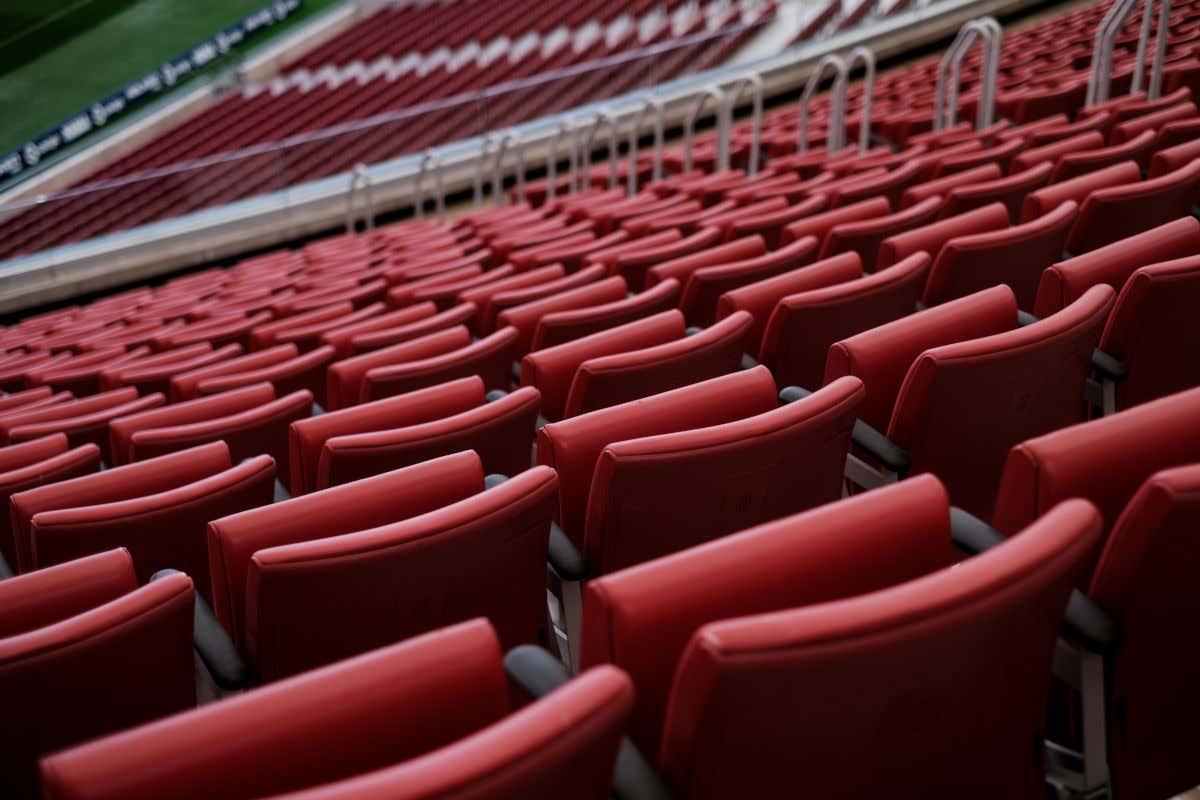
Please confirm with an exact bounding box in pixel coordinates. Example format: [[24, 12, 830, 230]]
[[0, 0, 342, 156]]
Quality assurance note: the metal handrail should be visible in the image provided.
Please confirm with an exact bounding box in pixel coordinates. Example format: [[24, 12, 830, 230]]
[[1087, 0, 1139, 105], [491, 129, 526, 205], [627, 96, 665, 195], [344, 163, 374, 233], [846, 46, 876, 151], [473, 132, 499, 208], [683, 85, 729, 172], [579, 108, 620, 190], [724, 73, 763, 174], [798, 54, 848, 151], [935, 17, 1000, 130], [546, 118, 577, 201], [414, 149, 444, 219]]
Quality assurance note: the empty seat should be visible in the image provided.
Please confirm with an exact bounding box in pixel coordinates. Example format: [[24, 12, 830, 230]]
[[169, 343, 299, 401], [326, 326, 471, 411], [1033, 217, 1200, 316], [209, 453, 553, 679], [596, 228, 719, 290], [318, 387, 539, 488], [0, 388, 163, 465], [1020, 160, 1140, 222], [346, 303, 477, 354], [529, 279, 679, 350], [779, 196, 891, 247], [819, 160, 923, 209], [760, 252, 931, 387], [0, 549, 194, 800], [1010, 130, 1106, 174], [1065, 159, 1200, 253], [0, 443, 99, 573], [1148, 135, 1200, 178], [718, 195, 827, 248], [849, 286, 1114, 518], [563, 311, 753, 417], [319, 303, 440, 358], [116, 386, 311, 474], [39, 619, 630, 800], [876, 202, 1010, 271], [900, 163, 1001, 208], [716, 252, 862, 354], [825, 286, 1019, 432], [495, 276, 629, 353], [195, 345, 334, 408], [675, 236, 820, 327], [1094, 256, 1200, 409], [100, 343, 243, 396], [942, 162, 1054, 222], [579, 475, 963, 763], [820, 196, 942, 272], [520, 312, 685, 422], [288, 376, 483, 495], [480, 266, 606, 334], [643, 235, 767, 290], [9, 442, 234, 575], [649, 497, 1098, 799], [921, 200, 1078, 309], [1051, 129, 1157, 181], [362, 327, 519, 403], [27, 456, 274, 603]]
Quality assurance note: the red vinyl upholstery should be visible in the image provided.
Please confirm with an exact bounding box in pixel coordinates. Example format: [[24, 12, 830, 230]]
[[760, 252, 931, 388], [530, 279, 679, 350], [207, 452, 485, 653], [580, 475, 961, 759], [245, 466, 557, 677], [318, 387, 539, 488], [1019, 160, 1140, 223], [169, 344, 298, 401], [563, 311, 753, 418], [678, 236, 820, 327], [361, 327, 519, 402], [10, 442, 231, 574], [942, 162, 1054, 222], [326, 326, 471, 410], [1065, 160, 1200, 253], [819, 196, 942, 272], [1032, 217, 1200, 317], [888, 285, 1114, 517], [876, 202, 1010, 270], [655, 499, 1100, 799], [0, 446, 102, 571], [1, 550, 194, 800], [496, 277, 629, 353], [922, 200, 1077, 309]]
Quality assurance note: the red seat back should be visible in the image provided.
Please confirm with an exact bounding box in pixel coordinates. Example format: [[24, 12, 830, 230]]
[[680, 237, 820, 327], [530, 279, 680, 350], [564, 311, 753, 418], [248, 468, 557, 678], [760, 252, 931, 387], [820, 196, 942, 272], [581, 475, 959, 759], [890, 285, 1114, 517], [657, 499, 1100, 799], [362, 327, 519, 402], [38, 619, 512, 800], [1066, 160, 1200, 253], [1, 551, 194, 800]]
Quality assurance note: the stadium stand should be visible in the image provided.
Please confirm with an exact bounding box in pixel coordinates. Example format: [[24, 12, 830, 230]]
[[1, 0, 1200, 797]]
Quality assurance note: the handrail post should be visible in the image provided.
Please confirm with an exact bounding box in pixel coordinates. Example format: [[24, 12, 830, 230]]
[[474, 133, 498, 208], [724, 73, 763, 174], [1148, 0, 1173, 99], [846, 46, 876, 151], [1087, 0, 1140, 106], [578, 109, 619, 190], [547, 119, 575, 202], [798, 55, 848, 152], [683, 85, 728, 173], [414, 149, 445, 220], [344, 163, 372, 234], [627, 96, 664, 196]]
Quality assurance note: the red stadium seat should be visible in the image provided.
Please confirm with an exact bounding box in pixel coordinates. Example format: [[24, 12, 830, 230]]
[[876, 202, 1010, 270], [361, 327, 519, 402], [1065, 160, 1200, 253], [820, 196, 942, 272]]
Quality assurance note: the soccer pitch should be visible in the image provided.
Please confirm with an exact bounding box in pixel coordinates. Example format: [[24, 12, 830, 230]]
[[0, 0, 342, 156]]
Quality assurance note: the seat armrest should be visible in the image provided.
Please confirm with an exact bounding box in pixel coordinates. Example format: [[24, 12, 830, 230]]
[[487, 388, 510, 402], [1017, 310, 1039, 327], [740, 353, 761, 370], [153, 569, 252, 691], [778, 385, 812, 404], [504, 643, 570, 697], [0, 552, 11, 581], [949, 507, 1006, 555], [485, 473, 509, 489], [850, 419, 911, 474], [511, 361, 522, 382], [504, 645, 676, 800], [1062, 591, 1122, 656], [548, 521, 588, 581], [1091, 348, 1127, 382]]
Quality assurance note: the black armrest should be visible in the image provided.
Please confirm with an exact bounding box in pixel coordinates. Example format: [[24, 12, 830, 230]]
[[740, 353, 761, 370], [779, 385, 812, 404], [0, 551, 12, 580], [685, 326, 702, 336], [612, 739, 677, 800], [504, 645, 676, 800], [850, 420, 911, 474], [153, 569, 252, 691], [511, 361, 522, 383], [504, 644, 571, 698], [1062, 591, 1122, 656], [487, 388, 510, 402], [949, 507, 1006, 555], [913, 300, 928, 312], [485, 473, 509, 489], [1091, 348, 1127, 382], [1017, 310, 1039, 327], [548, 521, 588, 581]]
